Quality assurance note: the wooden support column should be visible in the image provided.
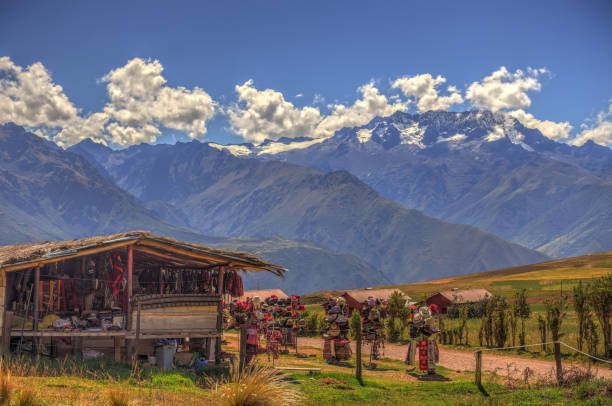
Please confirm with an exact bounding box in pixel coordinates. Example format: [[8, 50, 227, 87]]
[[475, 350, 482, 386], [127, 246, 133, 300], [126, 246, 134, 362], [215, 266, 225, 364], [114, 336, 122, 362], [239, 326, 247, 370], [33, 266, 40, 356]]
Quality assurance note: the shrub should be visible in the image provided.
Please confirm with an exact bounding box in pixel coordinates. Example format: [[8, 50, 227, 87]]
[[587, 274, 612, 358], [107, 388, 130, 406], [14, 389, 40, 406], [207, 362, 301, 406], [0, 367, 11, 406]]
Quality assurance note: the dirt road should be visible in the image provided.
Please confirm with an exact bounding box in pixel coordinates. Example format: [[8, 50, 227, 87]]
[[294, 336, 612, 380]]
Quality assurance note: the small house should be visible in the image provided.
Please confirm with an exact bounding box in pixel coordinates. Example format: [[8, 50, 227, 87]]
[[426, 289, 493, 313], [0, 231, 284, 363], [342, 288, 408, 312]]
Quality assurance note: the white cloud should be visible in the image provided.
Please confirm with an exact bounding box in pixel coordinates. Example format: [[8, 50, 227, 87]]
[[570, 101, 612, 146], [0, 56, 79, 130], [313, 93, 325, 105], [392, 73, 463, 112], [295, 93, 303, 98], [315, 82, 408, 138], [466, 67, 546, 112], [228, 80, 407, 144], [508, 109, 573, 141], [228, 79, 323, 144], [0, 57, 217, 147], [101, 58, 216, 144], [485, 125, 506, 142]]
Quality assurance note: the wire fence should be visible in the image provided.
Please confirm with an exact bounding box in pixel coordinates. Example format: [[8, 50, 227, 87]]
[[473, 340, 612, 387]]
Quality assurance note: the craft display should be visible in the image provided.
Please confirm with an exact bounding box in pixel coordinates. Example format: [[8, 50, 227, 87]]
[[226, 294, 306, 365], [322, 296, 352, 363], [404, 303, 440, 374], [360, 297, 387, 362], [8, 252, 236, 354]]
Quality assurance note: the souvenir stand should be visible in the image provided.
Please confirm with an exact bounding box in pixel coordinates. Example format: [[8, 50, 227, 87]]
[[0, 232, 284, 364], [405, 303, 440, 374], [360, 297, 387, 364], [322, 296, 352, 363]]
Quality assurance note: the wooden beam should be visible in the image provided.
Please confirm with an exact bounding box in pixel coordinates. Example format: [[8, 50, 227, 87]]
[[133, 246, 212, 267], [138, 240, 273, 272], [33, 266, 40, 356], [128, 246, 133, 300], [0, 240, 139, 273]]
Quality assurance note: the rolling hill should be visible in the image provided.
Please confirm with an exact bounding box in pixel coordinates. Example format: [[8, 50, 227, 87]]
[[303, 252, 612, 304]]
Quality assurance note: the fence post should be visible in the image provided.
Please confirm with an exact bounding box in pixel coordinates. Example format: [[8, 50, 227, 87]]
[[356, 322, 362, 383], [475, 350, 482, 386], [239, 325, 247, 370], [554, 342, 563, 385]]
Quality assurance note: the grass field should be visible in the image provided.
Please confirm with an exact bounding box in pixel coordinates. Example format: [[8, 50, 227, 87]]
[[0, 333, 609, 405], [302, 252, 612, 358]]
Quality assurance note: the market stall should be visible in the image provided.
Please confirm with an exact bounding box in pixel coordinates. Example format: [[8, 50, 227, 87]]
[[0, 231, 285, 364]]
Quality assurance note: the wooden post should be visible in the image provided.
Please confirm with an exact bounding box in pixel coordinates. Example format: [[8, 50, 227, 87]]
[[114, 336, 122, 362], [127, 246, 133, 299], [554, 342, 563, 385], [239, 325, 247, 370], [215, 294, 223, 363], [134, 301, 141, 362], [126, 247, 133, 362], [355, 321, 362, 383], [33, 266, 40, 356], [217, 266, 225, 295], [475, 350, 482, 386]]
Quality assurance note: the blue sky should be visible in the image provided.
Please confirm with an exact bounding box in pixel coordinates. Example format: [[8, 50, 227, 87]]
[[1, 0, 611, 147]]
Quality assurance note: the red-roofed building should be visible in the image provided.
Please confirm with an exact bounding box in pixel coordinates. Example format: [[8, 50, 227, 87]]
[[426, 289, 493, 313]]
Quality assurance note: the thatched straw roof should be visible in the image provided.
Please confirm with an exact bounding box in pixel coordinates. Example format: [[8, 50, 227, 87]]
[[0, 231, 286, 275]]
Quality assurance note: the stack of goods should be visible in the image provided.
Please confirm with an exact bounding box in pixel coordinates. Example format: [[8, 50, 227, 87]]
[[260, 295, 305, 348], [360, 297, 387, 360], [227, 298, 260, 364], [322, 296, 352, 363], [405, 303, 440, 374]]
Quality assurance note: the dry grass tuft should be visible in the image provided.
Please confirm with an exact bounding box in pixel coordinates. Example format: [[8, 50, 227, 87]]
[[0, 368, 11, 406], [207, 362, 302, 406], [107, 387, 131, 406], [14, 389, 40, 406]]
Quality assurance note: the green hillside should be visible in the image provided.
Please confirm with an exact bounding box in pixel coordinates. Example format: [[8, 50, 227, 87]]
[[304, 252, 612, 304]]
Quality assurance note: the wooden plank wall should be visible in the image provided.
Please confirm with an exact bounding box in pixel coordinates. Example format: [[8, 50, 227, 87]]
[[132, 305, 218, 333]]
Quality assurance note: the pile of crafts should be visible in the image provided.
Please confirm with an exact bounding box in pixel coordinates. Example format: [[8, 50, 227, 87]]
[[360, 297, 388, 361], [226, 294, 306, 364], [322, 296, 352, 363], [405, 302, 440, 373]]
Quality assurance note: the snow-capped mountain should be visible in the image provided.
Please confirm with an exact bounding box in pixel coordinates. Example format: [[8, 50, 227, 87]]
[[207, 110, 612, 258]]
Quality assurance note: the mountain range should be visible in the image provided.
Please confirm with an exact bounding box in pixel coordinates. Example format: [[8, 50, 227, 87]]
[[0, 123, 387, 293], [199, 110, 612, 258], [69, 133, 548, 284]]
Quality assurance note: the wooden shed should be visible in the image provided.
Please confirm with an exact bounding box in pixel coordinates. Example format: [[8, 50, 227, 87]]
[[426, 289, 493, 313], [342, 289, 408, 312], [0, 231, 284, 363]]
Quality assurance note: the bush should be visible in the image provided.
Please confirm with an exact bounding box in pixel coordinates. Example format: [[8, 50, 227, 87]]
[[206, 362, 302, 406]]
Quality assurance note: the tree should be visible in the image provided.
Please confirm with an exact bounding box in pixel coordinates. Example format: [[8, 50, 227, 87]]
[[514, 289, 531, 347], [587, 275, 612, 358], [573, 280, 589, 351], [545, 296, 567, 342], [493, 297, 509, 348], [537, 314, 547, 352], [458, 305, 469, 345]]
